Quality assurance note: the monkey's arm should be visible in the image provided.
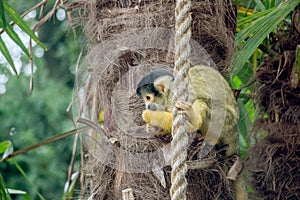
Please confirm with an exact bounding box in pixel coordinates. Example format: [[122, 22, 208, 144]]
[[142, 110, 172, 135], [142, 99, 209, 135]]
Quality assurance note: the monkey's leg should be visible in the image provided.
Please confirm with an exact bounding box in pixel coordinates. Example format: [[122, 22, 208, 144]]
[[233, 176, 248, 200], [176, 100, 218, 159], [142, 110, 172, 135]]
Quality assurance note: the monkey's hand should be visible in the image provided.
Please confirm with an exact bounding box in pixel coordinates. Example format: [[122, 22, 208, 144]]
[[142, 110, 172, 135], [146, 124, 162, 136], [142, 110, 152, 123], [175, 101, 205, 133], [175, 101, 192, 111]]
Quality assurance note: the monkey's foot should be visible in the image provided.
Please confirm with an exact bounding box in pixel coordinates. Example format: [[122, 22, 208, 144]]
[[146, 124, 162, 135], [175, 101, 192, 113], [198, 141, 215, 159], [142, 110, 151, 123]]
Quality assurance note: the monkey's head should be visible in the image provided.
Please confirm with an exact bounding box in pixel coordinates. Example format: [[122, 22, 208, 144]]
[[136, 69, 174, 112]]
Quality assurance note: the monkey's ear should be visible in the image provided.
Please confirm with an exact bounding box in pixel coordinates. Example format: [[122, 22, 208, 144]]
[[156, 83, 168, 93], [154, 75, 173, 94]]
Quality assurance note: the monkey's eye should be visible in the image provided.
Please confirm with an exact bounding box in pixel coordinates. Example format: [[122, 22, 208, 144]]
[[145, 94, 154, 102]]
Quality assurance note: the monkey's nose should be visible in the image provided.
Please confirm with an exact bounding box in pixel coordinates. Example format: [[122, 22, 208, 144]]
[[147, 104, 157, 111]]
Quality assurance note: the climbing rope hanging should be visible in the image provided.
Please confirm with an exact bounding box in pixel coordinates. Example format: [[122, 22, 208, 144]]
[[170, 0, 192, 199]]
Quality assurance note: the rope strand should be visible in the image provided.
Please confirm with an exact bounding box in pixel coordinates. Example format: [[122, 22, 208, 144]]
[[170, 0, 191, 199]]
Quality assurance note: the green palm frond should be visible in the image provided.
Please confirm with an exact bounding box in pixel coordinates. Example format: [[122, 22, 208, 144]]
[[0, 0, 6, 27], [231, 0, 300, 77], [0, 36, 16, 75], [3, 1, 46, 50], [0, 0, 47, 76]]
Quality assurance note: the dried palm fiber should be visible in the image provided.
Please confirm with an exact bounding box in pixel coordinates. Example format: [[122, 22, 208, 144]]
[[246, 11, 300, 200], [72, 0, 238, 199], [79, 0, 236, 73]]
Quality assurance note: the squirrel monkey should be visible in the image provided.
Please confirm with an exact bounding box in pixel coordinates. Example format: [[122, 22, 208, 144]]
[[136, 66, 247, 199], [136, 65, 239, 157]]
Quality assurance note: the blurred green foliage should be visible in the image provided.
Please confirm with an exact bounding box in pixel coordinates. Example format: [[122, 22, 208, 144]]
[[0, 0, 299, 199], [0, 0, 83, 199]]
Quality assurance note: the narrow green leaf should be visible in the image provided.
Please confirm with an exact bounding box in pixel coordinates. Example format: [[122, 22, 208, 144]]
[[232, 0, 300, 77], [237, 99, 252, 159], [12, 160, 46, 200], [3, 1, 47, 50], [237, 8, 274, 29], [0, 0, 6, 27], [0, 173, 12, 200], [0, 141, 12, 153], [0, 140, 13, 160], [245, 0, 253, 12], [275, 0, 282, 6], [253, 0, 265, 11], [231, 76, 242, 88], [7, 188, 26, 195], [236, 8, 276, 45], [6, 24, 30, 57], [62, 172, 79, 199], [7, 188, 32, 199], [0, 16, 4, 27], [265, 0, 270, 9], [23, 194, 32, 200], [0, 36, 18, 75], [270, 0, 276, 8]]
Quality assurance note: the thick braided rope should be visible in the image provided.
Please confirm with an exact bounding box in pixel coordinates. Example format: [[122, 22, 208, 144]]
[[170, 0, 191, 199]]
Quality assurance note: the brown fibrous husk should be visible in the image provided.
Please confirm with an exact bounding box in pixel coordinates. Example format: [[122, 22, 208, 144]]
[[246, 14, 300, 199], [246, 122, 300, 200], [72, 0, 238, 199], [79, 0, 236, 74]]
